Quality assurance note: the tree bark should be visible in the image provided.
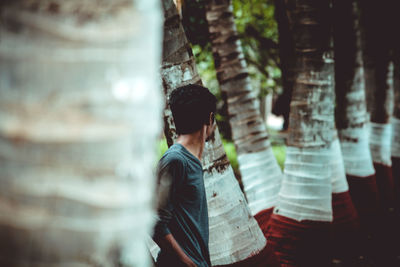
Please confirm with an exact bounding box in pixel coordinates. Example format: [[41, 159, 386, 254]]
[[277, 0, 335, 222], [204, 0, 283, 225], [161, 1, 276, 266], [266, 0, 339, 265], [0, 0, 163, 266]]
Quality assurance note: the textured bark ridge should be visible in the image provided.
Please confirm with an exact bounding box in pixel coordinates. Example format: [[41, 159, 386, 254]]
[[333, 0, 375, 178], [161, 1, 268, 265], [0, 1, 163, 266], [204, 0, 283, 217]]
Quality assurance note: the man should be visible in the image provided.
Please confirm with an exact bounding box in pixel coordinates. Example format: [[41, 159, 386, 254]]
[[153, 84, 217, 267]]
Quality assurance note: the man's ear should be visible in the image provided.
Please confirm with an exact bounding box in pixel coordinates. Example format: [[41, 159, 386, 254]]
[[209, 112, 215, 125]]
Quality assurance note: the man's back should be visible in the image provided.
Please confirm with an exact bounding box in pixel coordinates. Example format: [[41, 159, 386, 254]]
[[153, 143, 210, 267]]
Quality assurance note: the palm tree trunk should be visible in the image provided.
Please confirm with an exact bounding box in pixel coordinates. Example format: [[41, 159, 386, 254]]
[[333, 0, 379, 263], [393, 61, 400, 212], [265, 0, 338, 265], [391, 12, 400, 261], [204, 0, 283, 230], [160, 1, 279, 266], [0, 1, 163, 266], [359, 1, 397, 264], [359, 0, 394, 218]]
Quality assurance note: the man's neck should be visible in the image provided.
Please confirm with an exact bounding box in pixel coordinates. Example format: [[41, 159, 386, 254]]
[[176, 131, 205, 161]]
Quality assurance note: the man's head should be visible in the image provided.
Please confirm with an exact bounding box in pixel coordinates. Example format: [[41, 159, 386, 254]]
[[169, 84, 217, 136]]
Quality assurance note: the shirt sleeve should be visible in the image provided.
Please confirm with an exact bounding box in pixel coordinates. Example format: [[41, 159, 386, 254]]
[[153, 155, 185, 240]]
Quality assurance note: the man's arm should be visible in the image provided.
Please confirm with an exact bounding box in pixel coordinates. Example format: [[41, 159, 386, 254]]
[[155, 234, 197, 267], [153, 156, 197, 267]]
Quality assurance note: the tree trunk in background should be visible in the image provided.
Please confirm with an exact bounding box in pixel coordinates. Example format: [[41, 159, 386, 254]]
[[204, 0, 283, 232], [273, 0, 295, 131], [393, 55, 400, 212], [360, 0, 394, 197], [160, 1, 279, 266], [359, 1, 397, 265], [333, 0, 378, 264], [391, 8, 400, 263], [266, 0, 343, 265], [0, 1, 162, 266]]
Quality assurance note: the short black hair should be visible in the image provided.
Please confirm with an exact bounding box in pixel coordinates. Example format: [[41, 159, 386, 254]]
[[169, 84, 217, 135]]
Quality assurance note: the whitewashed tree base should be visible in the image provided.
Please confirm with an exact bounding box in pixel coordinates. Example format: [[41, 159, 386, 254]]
[[237, 149, 283, 216], [369, 122, 392, 166], [391, 118, 400, 158], [202, 130, 266, 266], [330, 138, 349, 193], [275, 145, 334, 222], [339, 126, 375, 177]]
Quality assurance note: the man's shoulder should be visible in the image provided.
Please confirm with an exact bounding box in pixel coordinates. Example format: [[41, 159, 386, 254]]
[[159, 145, 187, 168]]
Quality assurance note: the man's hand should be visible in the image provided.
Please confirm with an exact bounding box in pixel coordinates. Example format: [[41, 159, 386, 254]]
[[155, 234, 197, 267], [180, 254, 197, 267]]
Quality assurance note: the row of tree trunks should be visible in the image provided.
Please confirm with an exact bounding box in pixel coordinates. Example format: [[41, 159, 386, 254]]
[[0, 0, 163, 266], [204, 0, 283, 230], [266, 0, 359, 266], [390, 5, 400, 265], [332, 0, 378, 264], [359, 1, 397, 265], [160, 1, 278, 266]]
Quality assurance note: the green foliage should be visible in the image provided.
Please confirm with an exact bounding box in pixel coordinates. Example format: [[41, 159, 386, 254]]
[[222, 139, 239, 171], [158, 138, 168, 159], [192, 44, 219, 96], [184, 0, 281, 99], [232, 0, 281, 98], [272, 145, 286, 170]]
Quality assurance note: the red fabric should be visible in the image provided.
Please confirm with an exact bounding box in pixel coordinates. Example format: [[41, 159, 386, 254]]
[[213, 242, 280, 267], [373, 163, 395, 212], [254, 207, 274, 236], [331, 191, 361, 264], [265, 214, 331, 267]]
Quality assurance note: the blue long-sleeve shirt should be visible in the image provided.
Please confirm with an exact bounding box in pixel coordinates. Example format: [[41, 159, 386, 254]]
[[153, 144, 210, 267]]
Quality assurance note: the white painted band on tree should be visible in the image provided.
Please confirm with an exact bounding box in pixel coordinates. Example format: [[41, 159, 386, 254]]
[[392, 118, 400, 158], [339, 126, 375, 177], [330, 138, 349, 193], [205, 166, 266, 265], [237, 148, 283, 215], [276, 146, 333, 222], [369, 122, 392, 166]]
